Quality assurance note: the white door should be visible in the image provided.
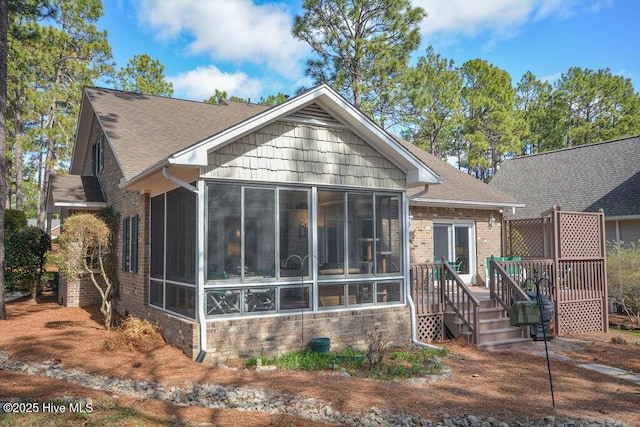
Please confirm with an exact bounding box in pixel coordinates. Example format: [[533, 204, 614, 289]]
[[433, 222, 475, 284]]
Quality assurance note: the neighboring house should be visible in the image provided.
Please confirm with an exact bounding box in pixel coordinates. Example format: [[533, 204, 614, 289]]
[[28, 218, 62, 240], [491, 135, 640, 245], [47, 85, 520, 361]]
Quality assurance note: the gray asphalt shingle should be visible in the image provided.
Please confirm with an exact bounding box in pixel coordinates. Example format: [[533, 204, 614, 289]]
[[490, 135, 640, 219]]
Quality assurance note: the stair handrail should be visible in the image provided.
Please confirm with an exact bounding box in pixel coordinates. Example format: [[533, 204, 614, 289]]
[[440, 261, 480, 344], [488, 257, 530, 312]]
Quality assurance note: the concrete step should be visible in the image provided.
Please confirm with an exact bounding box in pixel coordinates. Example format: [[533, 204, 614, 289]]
[[479, 336, 533, 351], [479, 326, 525, 343], [479, 317, 512, 330], [479, 306, 505, 320]]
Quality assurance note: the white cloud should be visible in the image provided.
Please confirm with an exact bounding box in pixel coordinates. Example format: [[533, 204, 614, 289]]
[[135, 0, 309, 79], [413, 0, 596, 40], [169, 65, 263, 101]]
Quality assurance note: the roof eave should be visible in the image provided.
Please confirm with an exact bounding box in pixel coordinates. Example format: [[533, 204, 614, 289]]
[[411, 197, 525, 210]]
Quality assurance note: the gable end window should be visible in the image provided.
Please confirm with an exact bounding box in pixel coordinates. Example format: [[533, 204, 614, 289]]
[[92, 133, 105, 176]]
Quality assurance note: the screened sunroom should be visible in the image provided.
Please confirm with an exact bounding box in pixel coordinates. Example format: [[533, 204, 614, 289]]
[[148, 181, 405, 320]]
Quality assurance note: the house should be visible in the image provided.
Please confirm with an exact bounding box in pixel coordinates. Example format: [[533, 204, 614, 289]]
[[491, 135, 640, 245], [400, 142, 522, 285], [28, 218, 62, 240], [47, 85, 521, 361]]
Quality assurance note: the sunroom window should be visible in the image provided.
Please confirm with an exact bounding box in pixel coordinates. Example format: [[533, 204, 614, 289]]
[[149, 187, 196, 318], [317, 191, 401, 276], [206, 184, 309, 282], [149, 181, 403, 319]]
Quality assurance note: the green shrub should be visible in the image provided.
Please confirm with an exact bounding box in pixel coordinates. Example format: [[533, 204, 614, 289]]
[[607, 240, 640, 325], [4, 209, 27, 236], [5, 226, 50, 297]]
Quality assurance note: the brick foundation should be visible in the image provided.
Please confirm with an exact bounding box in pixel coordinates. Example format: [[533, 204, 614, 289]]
[[198, 305, 411, 362]]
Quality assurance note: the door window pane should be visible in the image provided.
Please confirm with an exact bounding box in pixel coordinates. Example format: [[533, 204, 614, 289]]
[[149, 280, 164, 307], [245, 188, 276, 278], [454, 226, 470, 274], [279, 286, 310, 310], [150, 195, 164, 279], [318, 284, 345, 308], [348, 193, 373, 274], [348, 283, 373, 305], [376, 195, 401, 274], [207, 184, 241, 280], [245, 287, 276, 312], [433, 224, 450, 262], [206, 289, 241, 316], [377, 282, 402, 303], [166, 187, 196, 284], [279, 190, 309, 277], [318, 191, 345, 274], [166, 283, 195, 318]]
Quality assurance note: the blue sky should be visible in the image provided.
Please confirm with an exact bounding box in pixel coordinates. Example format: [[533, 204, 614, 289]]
[[99, 0, 640, 102]]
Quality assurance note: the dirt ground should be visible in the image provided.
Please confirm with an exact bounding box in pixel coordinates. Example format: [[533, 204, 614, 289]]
[[1, 293, 639, 426]]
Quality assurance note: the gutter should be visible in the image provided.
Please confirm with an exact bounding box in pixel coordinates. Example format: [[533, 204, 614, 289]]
[[162, 167, 208, 363]]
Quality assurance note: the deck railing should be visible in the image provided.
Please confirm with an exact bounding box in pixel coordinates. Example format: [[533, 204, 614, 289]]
[[488, 258, 531, 312], [410, 263, 444, 315], [410, 262, 480, 343], [442, 262, 480, 344], [488, 256, 608, 335]]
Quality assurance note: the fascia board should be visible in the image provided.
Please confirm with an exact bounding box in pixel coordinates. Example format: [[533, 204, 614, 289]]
[[54, 201, 107, 208], [69, 90, 92, 175], [411, 197, 525, 210]]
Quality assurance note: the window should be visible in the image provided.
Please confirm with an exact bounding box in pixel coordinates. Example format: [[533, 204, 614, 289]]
[[130, 215, 138, 272], [166, 187, 197, 284], [166, 283, 195, 317], [91, 133, 105, 175], [318, 191, 401, 277], [150, 181, 404, 319], [148, 188, 196, 319], [433, 222, 475, 282], [206, 184, 310, 282], [121, 215, 139, 273], [150, 195, 165, 279], [376, 195, 401, 274], [122, 217, 129, 271]]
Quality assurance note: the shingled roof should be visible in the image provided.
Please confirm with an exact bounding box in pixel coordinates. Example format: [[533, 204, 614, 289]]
[[46, 175, 106, 212], [490, 135, 640, 219], [69, 86, 520, 209], [71, 87, 272, 181], [397, 139, 523, 209]]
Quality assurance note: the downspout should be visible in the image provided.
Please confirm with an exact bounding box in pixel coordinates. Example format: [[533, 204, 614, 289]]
[[405, 191, 441, 350], [407, 295, 441, 349], [162, 167, 208, 362]]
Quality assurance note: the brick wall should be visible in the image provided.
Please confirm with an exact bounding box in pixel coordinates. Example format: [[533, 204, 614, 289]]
[[142, 307, 199, 357], [199, 306, 411, 361], [57, 276, 103, 307], [409, 205, 503, 285], [66, 115, 149, 317]]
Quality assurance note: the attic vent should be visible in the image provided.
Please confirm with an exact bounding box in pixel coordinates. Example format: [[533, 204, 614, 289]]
[[286, 103, 344, 127]]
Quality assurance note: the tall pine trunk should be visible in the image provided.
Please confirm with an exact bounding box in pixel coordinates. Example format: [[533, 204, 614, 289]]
[[0, 0, 8, 320]]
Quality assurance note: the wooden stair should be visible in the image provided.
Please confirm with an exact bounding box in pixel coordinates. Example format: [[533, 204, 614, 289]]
[[444, 289, 531, 350]]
